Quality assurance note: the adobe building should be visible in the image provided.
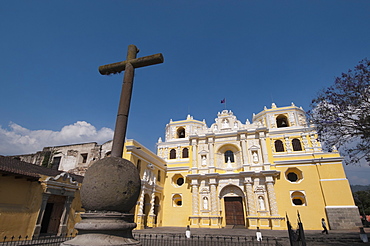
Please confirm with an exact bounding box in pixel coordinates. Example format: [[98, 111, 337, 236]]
[[0, 156, 83, 240]]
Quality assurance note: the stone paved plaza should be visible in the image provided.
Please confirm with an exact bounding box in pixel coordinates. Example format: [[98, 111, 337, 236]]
[[134, 226, 370, 245]]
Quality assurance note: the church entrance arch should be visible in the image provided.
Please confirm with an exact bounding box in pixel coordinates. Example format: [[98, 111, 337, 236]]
[[220, 185, 245, 226]]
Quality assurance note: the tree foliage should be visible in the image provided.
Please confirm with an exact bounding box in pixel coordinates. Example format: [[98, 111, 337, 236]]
[[354, 190, 370, 216], [308, 59, 370, 165]]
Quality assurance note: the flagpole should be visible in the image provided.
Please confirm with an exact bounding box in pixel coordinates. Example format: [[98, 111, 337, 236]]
[[221, 98, 227, 109]]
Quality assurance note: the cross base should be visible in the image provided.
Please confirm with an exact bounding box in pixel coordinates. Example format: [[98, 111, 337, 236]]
[[61, 212, 141, 246]]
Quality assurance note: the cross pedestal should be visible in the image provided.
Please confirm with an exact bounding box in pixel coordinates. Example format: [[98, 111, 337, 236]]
[[61, 45, 163, 246]]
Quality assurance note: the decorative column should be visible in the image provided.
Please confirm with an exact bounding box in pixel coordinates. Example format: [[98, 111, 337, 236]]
[[190, 178, 199, 226], [210, 185, 218, 215], [33, 193, 50, 238], [147, 190, 156, 228], [240, 134, 247, 164], [208, 136, 215, 172], [284, 136, 292, 152], [266, 179, 278, 216], [136, 186, 145, 229], [192, 185, 199, 216], [244, 178, 257, 229], [177, 146, 181, 159], [58, 196, 74, 236], [245, 180, 256, 215], [209, 177, 220, 227], [259, 132, 270, 168], [191, 138, 198, 174]]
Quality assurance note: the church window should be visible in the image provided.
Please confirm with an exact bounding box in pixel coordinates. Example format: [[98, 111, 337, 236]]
[[291, 191, 306, 206], [157, 170, 161, 182], [177, 127, 185, 138], [292, 139, 303, 151], [51, 157, 61, 170], [287, 172, 298, 182], [80, 153, 88, 163], [172, 174, 185, 187], [176, 177, 184, 186], [285, 168, 303, 183], [276, 115, 289, 128], [172, 194, 182, 207], [182, 148, 189, 158], [224, 150, 235, 163], [274, 140, 285, 152], [170, 149, 176, 159]]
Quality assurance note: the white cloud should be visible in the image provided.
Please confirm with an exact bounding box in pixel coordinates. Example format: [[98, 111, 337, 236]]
[[0, 121, 114, 155]]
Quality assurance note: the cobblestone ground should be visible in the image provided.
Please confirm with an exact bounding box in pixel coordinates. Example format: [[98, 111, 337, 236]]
[[134, 227, 370, 246]]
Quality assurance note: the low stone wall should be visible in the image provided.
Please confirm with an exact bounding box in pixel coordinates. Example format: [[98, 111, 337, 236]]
[[326, 207, 362, 229]]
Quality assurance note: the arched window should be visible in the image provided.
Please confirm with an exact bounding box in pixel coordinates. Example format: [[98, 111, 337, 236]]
[[291, 191, 306, 206], [276, 115, 289, 128], [177, 127, 185, 138], [170, 149, 176, 159], [224, 150, 235, 163], [292, 139, 303, 151], [182, 148, 189, 158], [172, 194, 182, 207], [274, 140, 285, 152]]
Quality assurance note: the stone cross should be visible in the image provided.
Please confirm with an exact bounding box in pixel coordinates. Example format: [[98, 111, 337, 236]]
[[99, 45, 164, 158]]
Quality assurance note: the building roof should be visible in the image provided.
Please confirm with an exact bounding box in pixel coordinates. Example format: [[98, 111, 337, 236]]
[[0, 155, 83, 182]]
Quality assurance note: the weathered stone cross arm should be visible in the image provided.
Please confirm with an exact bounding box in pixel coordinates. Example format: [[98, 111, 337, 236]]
[[98, 44, 164, 158], [99, 53, 164, 75]]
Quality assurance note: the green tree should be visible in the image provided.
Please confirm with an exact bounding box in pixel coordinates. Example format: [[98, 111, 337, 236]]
[[308, 59, 370, 165], [353, 190, 370, 225]]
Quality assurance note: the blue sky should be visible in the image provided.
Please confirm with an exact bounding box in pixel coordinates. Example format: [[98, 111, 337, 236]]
[[1, 1, 369, 185]]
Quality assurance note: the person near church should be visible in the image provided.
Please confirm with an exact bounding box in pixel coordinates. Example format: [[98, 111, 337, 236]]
[[185, 225, 191, 238], [321, 218, 328, 234], [256, 227, 262, 241]]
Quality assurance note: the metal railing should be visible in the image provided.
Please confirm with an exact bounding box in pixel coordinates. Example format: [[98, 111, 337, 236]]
[[1, 233, 281, 246], [0, 234, 75, 246], [133, 233, 282, 246]]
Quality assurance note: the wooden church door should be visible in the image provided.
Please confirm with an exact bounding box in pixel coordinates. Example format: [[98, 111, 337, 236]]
[[224, 197, 245, 225]]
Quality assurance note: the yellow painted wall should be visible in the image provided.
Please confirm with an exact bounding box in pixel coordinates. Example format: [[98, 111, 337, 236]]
[[0, 176, 42, 238], [162, 171, 192, 226], [275, 164, 327, 230]]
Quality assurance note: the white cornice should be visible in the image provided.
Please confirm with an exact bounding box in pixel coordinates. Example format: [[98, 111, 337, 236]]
[[273, 157, 344, 165], [167, 166, 190, 172]]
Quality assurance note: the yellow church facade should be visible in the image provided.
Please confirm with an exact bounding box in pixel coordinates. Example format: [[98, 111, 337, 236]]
[[3, 103, 360, 235], [151, 103, 361, 230]]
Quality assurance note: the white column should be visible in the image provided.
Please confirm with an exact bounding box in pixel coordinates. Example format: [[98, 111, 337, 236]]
[[191, 184, 199, 215], [58, 196, 74, 236], [210, 183, 218, 215], [191, 139, 198, 173], [33, 193, 51, 237], [245, 180, 256, 215], [149, 190, 156, 216], [137, 187, 145, 215], [208, 137, 215, 172], [266, 179, 278, 216], [240, 134, 247, 164], [259, 132, 269, 164]]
